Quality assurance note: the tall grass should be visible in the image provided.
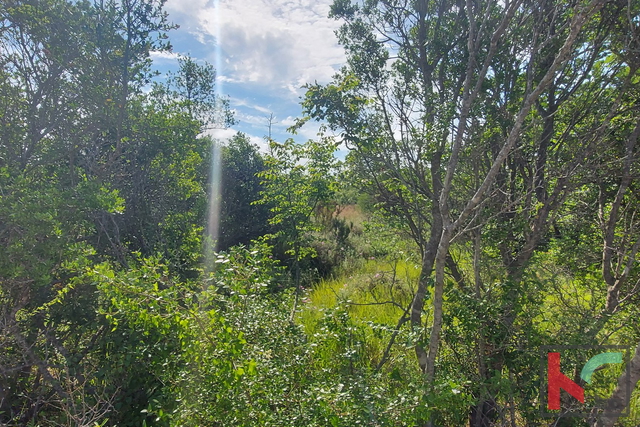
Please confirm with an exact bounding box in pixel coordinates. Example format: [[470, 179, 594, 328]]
[[297, 257, 422, 373]]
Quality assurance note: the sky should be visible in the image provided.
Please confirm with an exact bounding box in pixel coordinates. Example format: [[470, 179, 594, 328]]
[[154, 0, 347, 150]]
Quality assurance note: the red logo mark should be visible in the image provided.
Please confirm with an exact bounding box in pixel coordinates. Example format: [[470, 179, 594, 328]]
[[547, 352, 585, 410]]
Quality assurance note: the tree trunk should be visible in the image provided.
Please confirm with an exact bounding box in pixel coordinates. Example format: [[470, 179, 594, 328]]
[[593, 341, 640, 427]]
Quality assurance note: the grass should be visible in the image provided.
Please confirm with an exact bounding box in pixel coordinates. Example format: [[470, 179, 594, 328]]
[[300, 258, 420, 329], [336, 204, 368, 235], [297, 214, 640, 424], [297, 256, 423, 372]]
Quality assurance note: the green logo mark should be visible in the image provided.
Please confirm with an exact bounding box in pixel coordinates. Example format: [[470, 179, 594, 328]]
[[579, 352, 623, 384]]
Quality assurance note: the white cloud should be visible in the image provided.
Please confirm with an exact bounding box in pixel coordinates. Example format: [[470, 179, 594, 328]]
[[296, 121, 323, 140], [165, 0, 345, 92], [279, 116, 297, 127], [207, 127, 238, 141], [165, 0, 208, 16], [149, 50, 180, 61], [236, 111, 272, 127], [162, 0, 348, 148], [234, 97, 273, 115]]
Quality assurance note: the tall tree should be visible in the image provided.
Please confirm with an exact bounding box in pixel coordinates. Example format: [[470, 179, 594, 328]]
[[218, 132, 271, 251], [256, 137, 339, 320], [165, 55, 235, 130], [297, 0, 640, 424], [0, 0, 217, 422]]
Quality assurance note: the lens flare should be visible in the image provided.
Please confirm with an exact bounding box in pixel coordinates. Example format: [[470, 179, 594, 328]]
[[204, 0, 225, 274], [205, 142, 222, 263]]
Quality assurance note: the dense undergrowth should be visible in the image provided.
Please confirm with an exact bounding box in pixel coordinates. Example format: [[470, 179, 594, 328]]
[[2, 0, 640, 425], [95, 210, 640, 426], [97, 234, 477, 426]]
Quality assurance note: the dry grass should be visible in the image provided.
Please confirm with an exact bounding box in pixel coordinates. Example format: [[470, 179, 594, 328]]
[[336, 204, 368, 234]]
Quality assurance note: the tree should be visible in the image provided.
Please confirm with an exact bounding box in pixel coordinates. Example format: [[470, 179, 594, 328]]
[[218, 132, 271, 251], [107, 94, 209, 277], [165, 55, 235, 130], [296, 0, 640, 424], [0, 0, 220, 422], [255, 137, 339, 320]]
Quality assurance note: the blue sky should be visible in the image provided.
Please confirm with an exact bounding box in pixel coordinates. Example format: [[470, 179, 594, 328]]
[[153, 0, 347, 150]]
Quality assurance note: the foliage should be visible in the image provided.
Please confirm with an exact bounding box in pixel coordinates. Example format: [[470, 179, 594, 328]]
[[161, 55, 235, 130], [256, 137, 340, 262], [0, 0, 231, 423], [296, 0, 640, 424], [255, 137, 341, 318], [218, 132, 272, 251], [1, 0, 640, 425]]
